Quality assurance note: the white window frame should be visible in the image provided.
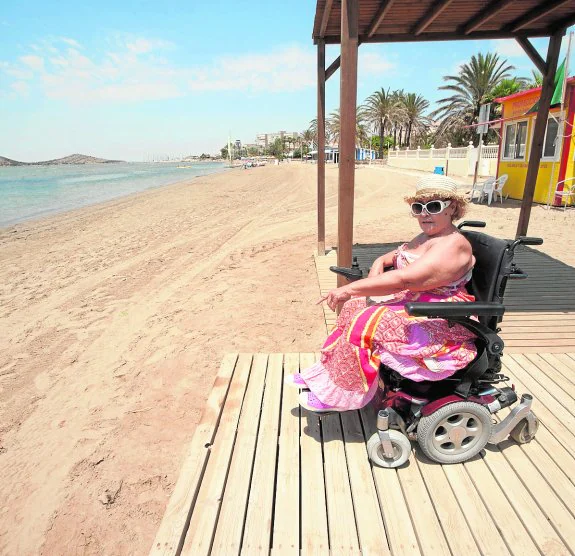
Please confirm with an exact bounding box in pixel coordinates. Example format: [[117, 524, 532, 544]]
[[541, 112, 562, 162], [502, 119, 528, 161]]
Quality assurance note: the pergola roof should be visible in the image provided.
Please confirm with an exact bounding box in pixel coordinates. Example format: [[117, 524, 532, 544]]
[[313, 0, 575, 44]]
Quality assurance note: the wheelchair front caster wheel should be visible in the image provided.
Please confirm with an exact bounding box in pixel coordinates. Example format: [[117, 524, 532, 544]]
[[510, 414, 539, 444], [367, 430, 411, 468]]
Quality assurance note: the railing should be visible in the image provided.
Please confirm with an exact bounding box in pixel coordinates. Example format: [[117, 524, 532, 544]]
[[388, 142, 499, 160]]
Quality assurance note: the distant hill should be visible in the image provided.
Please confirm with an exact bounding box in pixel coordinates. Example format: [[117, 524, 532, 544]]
[[0, 154, 124, 167]]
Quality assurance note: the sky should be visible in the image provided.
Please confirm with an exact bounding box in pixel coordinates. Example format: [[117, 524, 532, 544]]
[[0, 1, 573, 162]]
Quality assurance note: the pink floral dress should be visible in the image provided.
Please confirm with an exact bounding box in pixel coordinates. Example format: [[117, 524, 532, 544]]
[[301, 244, 477, 410]]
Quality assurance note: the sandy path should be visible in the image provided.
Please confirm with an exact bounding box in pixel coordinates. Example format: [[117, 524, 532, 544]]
[[0, 162, 572, 554]]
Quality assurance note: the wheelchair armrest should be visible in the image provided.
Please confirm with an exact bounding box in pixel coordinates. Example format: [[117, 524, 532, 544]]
[[405, 302, 505, 356], [329, 265, 363, 281], [404, 302, 505, 318]]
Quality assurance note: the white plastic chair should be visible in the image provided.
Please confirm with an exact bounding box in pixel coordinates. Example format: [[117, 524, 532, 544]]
[[481, 174, 508, 205], [553, 177, 575, 210], [470, 177, 494, 202]]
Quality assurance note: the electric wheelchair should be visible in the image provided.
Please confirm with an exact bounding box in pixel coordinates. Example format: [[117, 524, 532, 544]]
[[330, 221, 541, 467]]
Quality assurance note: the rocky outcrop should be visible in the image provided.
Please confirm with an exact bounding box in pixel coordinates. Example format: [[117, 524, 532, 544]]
[[0, 154, 124, 166]]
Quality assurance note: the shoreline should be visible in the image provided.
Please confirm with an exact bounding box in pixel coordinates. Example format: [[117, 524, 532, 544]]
[[0, 162, 230, 230], [1, 163, 574, 553]]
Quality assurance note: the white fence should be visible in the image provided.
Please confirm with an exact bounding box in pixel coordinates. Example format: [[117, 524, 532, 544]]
[[388, 142, 499, 176]]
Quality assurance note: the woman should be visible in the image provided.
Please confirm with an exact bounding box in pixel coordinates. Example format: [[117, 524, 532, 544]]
[[289, 174, 478, 413]]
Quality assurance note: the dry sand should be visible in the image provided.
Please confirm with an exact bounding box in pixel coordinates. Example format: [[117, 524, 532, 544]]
[[0, 162, 572, 554]]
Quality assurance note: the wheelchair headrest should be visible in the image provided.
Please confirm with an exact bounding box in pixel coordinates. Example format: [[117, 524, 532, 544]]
[[462, 230, 514, 308]]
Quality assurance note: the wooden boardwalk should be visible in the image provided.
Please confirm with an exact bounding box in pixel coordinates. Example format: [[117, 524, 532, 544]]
[[151, 352, 575, 555], [315, 247, 575, 353]]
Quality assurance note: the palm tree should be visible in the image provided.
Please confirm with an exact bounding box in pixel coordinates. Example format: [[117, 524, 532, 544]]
[[402, 93, 430, 148], [363, 88, 402, 158], [431, 52, 514, 144], [326, 107, 368, 148], [301, 128, 315, 158]]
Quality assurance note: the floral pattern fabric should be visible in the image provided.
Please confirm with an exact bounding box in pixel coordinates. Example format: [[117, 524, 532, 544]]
[[300, 244, 477, 410]]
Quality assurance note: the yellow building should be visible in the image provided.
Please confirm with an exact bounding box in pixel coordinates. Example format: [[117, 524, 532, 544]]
[[495, 77, 575, 206]]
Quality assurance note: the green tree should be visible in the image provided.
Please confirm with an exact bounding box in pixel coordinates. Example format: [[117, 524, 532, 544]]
[[327, 107, 369, 148], [432, 52, 515, 145], [402, 93, 430, 148], [363, 88, 402, 158]]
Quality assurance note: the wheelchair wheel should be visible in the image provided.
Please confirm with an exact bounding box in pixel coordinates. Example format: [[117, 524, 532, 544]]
[[417, 402, 492, 464], [510, 414, 539, 444], [367, 431, 411, 468]]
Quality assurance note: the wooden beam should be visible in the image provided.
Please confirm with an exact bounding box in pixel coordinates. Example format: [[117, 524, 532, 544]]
[[516, 36, 547, 75], [325, 56, 340, 81], [516, 31, 564, 238], [461, 0, 516, 35], [366, 0, 396, 38], [337, 0, 359, 285], [412, 0, 454, 36], [344, 29, 552, 45], [319, 0, 334, 38], [507, 0, 571, 33], [317, 40, 326, 256]]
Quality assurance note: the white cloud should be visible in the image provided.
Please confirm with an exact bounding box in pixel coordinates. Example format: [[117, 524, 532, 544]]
[[125, 38, 174, 54], [2, 37, 364, 102], [188, 46, 316, 93], [11, 81, 29, 95], [491, 39, 528, 59], [359, 51, 395, 74], [20, 55, 44, 71], [60, 37, 82, 49]]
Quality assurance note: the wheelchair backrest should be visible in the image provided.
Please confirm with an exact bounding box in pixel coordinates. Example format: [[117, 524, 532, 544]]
[[461, 230, 514, 328]]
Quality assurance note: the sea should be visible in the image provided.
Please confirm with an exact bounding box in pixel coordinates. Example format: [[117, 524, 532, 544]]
[[0, 161, 228, 228]]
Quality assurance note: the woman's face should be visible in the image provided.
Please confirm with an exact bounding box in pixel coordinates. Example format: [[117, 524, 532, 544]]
[[411, 198, 456, 236]]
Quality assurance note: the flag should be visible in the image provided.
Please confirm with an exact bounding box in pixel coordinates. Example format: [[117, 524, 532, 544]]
[[526, 58, 566, 114]]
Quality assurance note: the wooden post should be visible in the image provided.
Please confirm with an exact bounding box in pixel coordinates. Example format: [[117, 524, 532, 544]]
[[317, 40, 326, 256], [516, 30, 564, 238], [337, 0, 359, 287]]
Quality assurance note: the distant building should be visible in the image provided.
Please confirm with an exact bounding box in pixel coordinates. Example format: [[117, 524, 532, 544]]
[[256, 131, 299, 148]]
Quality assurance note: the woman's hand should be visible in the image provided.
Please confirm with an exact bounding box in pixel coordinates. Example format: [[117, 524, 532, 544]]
[[318, 286, 352, 312]]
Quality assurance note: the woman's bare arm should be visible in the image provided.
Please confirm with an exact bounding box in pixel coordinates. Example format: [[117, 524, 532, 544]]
[[367, 250, 397, 277], [320, 235, 473, 311]]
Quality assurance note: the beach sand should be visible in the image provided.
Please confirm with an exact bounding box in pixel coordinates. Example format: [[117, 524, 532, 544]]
[[0, 162, 573, 554]]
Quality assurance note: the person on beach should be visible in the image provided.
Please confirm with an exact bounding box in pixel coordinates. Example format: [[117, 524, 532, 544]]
[[287, 174, 478, 413]]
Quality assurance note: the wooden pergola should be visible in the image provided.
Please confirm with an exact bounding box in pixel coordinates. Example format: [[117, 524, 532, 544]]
[[313, 0, 575, 279]]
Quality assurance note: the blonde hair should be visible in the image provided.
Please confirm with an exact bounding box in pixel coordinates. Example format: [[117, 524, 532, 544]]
[[406, 192, 468, 221]]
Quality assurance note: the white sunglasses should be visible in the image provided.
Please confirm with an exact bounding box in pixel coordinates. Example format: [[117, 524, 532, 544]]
[[411, 199, 452, 216]]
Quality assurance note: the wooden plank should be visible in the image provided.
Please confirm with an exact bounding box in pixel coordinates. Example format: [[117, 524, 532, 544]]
[[523, 353, 575, 403], [506, 356, 575, 429], [501, 360, 575, 459], [242, 353, 284, 554], [321, 413, 361, 554], [150, 353, 238, 556], [397, 453, 451, 555], [414, 459, 479, 555], [271, 353, 301, 555], [299, 352, 329, 554], [359, 405, 421, 555], [496, 437, 575, 551], [462, 455, 541, 556], [481, 447, 571, 555], [542, 353, 575, 385], [180, 353, 254, 556], [442, 464, 511, 555], [339, 411, 391, 555], [211, 353, 269, 554], [505, 346, 575, 354], [502, 331, 575, 340]]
